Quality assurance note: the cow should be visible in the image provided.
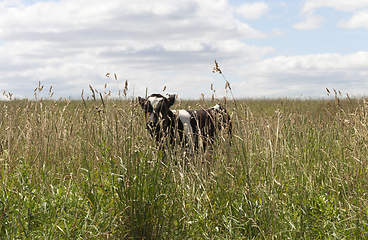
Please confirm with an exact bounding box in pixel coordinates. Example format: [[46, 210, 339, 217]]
[[138, 93, 231, 152]]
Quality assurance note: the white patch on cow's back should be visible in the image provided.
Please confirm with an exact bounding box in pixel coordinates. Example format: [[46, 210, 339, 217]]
[[173, 110, 194, 153], [176, 110, 191, 128], [148, 96, 164, 108]]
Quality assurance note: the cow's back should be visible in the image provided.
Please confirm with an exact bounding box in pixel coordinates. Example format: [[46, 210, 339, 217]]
[[172, 104, 231, 150]]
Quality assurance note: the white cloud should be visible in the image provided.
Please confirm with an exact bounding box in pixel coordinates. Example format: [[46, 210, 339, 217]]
[[0, 0, 274, 99], [236, 2, 269, 20], [0, 0, 269, 41], [339, 9, 368, 28], [163, 42, 204, 52], [297, 0, 368, 30], [211, 40, 273, 58], [1, 0, 367, 99], [293, 12, 324, 30], [234, 52, 368, 97], [301, 0, 368, 13]]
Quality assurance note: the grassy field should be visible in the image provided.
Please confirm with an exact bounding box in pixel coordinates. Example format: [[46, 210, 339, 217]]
[[0, 91, 367, 239]]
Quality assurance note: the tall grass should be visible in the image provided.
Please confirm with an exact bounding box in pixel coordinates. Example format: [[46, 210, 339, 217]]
[[0, 91, 367, 238]]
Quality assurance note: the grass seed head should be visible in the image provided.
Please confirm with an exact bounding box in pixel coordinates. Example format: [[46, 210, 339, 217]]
[[213, 60, 222, 74], [125, 79, 128, 90], [225, 81, 231, 90]]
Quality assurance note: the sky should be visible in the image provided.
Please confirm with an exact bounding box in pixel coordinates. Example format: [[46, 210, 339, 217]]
[[1, 0, 368, 100]]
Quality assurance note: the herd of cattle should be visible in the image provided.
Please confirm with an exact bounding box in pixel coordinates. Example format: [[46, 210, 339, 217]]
[[138, 93, 232, 152]]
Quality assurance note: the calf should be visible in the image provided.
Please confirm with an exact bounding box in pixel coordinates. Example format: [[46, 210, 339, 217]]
[[138, 93, 231, 151]]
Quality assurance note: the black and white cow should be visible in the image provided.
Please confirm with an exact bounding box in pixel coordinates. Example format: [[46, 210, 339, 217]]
[[138, 93, 231, 151]]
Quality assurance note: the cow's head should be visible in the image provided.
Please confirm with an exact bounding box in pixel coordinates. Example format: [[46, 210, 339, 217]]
[[138, 94, 176, 138]]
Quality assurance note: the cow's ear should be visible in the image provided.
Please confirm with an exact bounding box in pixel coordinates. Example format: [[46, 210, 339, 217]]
[[167, 94, 176, 108], [138, 96, 146, 108]]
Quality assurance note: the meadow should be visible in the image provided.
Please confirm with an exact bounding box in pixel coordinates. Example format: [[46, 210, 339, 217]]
[[0, 87, 367, 239]]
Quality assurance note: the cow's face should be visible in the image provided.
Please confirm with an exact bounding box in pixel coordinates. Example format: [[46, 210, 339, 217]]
[[138, 94, 176, 135]]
